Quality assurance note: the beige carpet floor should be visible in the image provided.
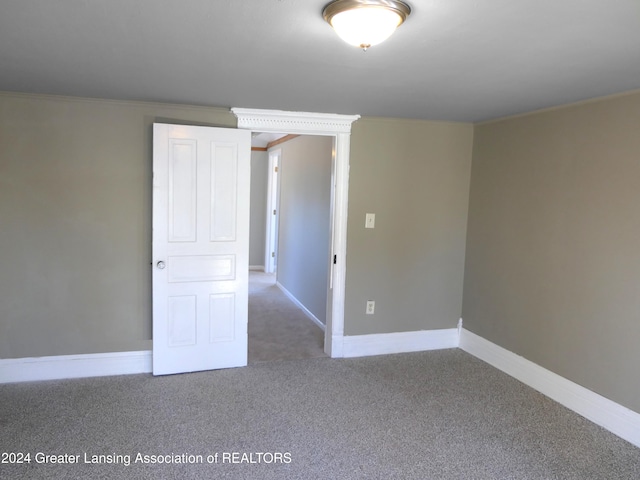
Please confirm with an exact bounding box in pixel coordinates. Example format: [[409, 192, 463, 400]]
[[1, 350, 639, 479], [248, 271, 327, 364]]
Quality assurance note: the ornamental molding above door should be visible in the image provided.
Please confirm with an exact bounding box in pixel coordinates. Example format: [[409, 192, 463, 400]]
[[231, 108, 360, 135]]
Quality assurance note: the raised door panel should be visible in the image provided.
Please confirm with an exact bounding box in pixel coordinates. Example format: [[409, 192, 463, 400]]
[[168, 139, 197, 243], [210, 143, 238, 242], [209, 293, 235, 343], [167, 295, 197, 347], [167, 255, 236, 283]]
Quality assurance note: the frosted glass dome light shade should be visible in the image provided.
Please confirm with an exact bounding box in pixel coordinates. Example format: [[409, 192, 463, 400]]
[[323, 0, 411, 50]]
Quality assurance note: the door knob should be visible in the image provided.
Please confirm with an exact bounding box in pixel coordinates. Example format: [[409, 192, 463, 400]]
[[156, 261, 166, 270]]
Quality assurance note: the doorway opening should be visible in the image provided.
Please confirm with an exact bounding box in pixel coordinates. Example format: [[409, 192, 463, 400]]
[[247, 133, 333, 363], [233, 108, 360, 359]]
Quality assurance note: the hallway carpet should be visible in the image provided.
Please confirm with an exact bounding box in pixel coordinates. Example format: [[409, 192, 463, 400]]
[[248, 271, 326, 364]]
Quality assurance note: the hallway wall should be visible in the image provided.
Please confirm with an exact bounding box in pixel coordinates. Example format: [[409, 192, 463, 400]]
[[274, 135, 333, 324]]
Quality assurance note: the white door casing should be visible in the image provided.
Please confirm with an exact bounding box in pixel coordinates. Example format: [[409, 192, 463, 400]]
[[152, 123, 251, 375], [232, 108, 360, 358], [265, 149, 280, 274]]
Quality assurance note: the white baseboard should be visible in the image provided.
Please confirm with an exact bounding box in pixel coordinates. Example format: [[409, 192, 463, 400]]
[[276, 281, 326, 331], [459, 328, 640, 449], [249, 265, 265, 271], [342, 328, 459, 358], [0, 350, 152, 384]]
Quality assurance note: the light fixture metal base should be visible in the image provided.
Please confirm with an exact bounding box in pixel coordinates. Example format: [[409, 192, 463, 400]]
[[323, 0, 412, 25]]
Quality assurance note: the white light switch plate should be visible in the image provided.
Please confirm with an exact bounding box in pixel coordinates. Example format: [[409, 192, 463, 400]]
[[365, 213, 375, 229]]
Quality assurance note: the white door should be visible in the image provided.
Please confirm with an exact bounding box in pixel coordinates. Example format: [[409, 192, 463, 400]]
[[152, 123, 251, 375]]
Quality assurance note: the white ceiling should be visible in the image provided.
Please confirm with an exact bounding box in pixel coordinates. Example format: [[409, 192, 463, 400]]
[[251, 132, 287, 148], [1, 0, 639, 122]]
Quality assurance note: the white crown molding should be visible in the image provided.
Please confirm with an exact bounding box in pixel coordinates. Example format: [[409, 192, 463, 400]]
[[459, 329, 640, 449], [231, 108, 360, 135]]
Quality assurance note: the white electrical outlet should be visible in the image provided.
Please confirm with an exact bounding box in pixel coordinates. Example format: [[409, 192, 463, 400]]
[[366, 300, 375, 315]]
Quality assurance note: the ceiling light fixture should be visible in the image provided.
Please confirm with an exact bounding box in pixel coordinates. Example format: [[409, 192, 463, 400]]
[[323, 0, 411, 51]]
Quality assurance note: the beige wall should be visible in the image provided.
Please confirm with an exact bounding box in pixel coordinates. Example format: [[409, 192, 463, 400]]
[[346, 117, 474, 335], [0, 93, 236, 358], [0, 94, 474, 359], [462, 91, 640, 413]]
